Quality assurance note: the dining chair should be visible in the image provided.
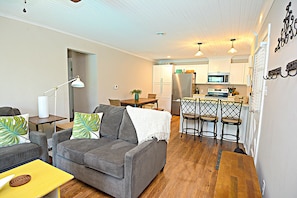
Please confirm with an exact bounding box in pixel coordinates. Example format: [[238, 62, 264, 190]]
[[198, 98, 219, 142], [143, 93, 164, 111], [220, 100, 243, 145], [180, 98, 199, 140], [108, 99, 121, 106]]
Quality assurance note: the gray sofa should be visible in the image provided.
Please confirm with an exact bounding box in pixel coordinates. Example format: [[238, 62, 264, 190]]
[[0, 107, 49, 172], [52, 104, 167, 198]]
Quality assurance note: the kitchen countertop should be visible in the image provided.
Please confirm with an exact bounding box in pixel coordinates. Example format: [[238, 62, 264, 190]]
[[190, 94, 249, 106]]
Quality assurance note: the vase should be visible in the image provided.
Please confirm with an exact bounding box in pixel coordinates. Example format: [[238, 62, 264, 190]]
[[134, 93, 139, 101]]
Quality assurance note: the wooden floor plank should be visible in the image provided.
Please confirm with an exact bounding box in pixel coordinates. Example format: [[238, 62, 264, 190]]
[[60, 116, 243, 198]]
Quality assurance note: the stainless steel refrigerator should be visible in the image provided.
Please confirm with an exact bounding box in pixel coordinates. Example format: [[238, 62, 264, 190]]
[[171, 73, 195, 115]]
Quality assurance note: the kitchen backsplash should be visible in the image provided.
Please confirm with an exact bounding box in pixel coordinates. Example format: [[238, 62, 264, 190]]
[[195, 84, 248, 97]]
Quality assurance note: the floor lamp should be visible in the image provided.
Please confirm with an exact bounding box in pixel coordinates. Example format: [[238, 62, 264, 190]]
[[43, 75, 85, 133]]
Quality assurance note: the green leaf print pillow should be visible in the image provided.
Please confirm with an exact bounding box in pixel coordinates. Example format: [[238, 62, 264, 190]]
[[71, 112, 103, 139], [0, 114, 30, 147]]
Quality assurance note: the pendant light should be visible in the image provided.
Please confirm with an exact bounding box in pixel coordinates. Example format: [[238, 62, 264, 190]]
[[228, 39, 237, 53], [195, 43, 203, 56]]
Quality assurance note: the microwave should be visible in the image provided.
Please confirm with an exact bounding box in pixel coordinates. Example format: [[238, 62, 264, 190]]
[[207, 73, 229, 84]]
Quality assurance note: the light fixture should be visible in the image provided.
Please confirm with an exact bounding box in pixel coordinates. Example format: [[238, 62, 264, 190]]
[[23, 0, 27, 13], [39, 75, 85, 131], [228, 39, 237, 53], [195, 43, 203, 56]]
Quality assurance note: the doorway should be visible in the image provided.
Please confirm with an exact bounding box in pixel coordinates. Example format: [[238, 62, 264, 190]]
[[67, 49, 98, 121]]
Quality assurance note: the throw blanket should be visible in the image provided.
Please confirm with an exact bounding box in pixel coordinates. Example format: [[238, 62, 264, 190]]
[[126, 106, 172, 145]]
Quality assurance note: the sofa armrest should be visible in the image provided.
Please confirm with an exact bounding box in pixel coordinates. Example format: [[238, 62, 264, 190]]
[[29, 131, 49, 163], [124, 139, 167, 198], [52, 128, 72, 166]]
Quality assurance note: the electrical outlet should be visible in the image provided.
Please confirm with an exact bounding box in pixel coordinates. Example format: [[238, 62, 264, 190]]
[[262, 180, 266, 196]]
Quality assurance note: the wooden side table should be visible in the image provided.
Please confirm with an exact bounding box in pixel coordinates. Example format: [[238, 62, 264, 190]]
[[29, 115, 67, 131], [56, 122, 74, 131]]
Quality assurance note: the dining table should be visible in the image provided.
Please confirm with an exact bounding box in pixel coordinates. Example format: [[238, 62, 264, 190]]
[[120, 98, 158, 108]]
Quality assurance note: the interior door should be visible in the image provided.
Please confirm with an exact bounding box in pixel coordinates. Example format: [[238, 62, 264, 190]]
[[246, 24, 271, 165]]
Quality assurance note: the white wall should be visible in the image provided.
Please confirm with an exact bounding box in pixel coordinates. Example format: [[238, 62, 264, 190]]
[[256, 0, 297, 197], [0, 16, 153, 118]]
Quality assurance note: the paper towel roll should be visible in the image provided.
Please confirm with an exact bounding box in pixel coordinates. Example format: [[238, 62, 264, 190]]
[[38, 96, 49, 118]]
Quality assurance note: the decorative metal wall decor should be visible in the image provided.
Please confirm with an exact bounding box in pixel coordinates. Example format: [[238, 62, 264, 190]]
[[274, 2, 297, 53], [264, 59, 297, 80]]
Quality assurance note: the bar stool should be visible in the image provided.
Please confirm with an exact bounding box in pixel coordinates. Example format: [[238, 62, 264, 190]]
[[198, 98, 219, 142], [180, 98, 199, 140], [220, 100, 243, 145]]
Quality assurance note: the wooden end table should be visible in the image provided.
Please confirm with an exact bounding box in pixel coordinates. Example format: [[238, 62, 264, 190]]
[[29, 115, 67, 131]]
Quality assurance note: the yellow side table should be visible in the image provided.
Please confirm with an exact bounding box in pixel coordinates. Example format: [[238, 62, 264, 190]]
[[0, 159, 73, 198]]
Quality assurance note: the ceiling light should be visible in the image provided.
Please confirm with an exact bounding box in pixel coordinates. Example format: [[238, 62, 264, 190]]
[[156, 32, 166, 36], [195, 43, 203, 56], [228, 39, 237, 53]]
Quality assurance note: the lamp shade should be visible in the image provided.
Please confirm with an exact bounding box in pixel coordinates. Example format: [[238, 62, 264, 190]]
[[71, 76, 85, 88], [228, 39, 237, 53], [38, 96, 49, 118], [194, 42, 203, 56]]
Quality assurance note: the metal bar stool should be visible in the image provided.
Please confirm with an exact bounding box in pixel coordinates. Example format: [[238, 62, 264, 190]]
[[220, 100, 243, 145], [180, 98, 199, 140], [198, 98, 219, 142]]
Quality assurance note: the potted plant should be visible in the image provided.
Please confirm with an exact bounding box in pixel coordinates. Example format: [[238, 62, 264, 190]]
[[131, 89, 142, 100]]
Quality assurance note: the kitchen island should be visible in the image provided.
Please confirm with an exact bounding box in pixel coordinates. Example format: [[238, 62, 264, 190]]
[[179, 97, 249, 143]]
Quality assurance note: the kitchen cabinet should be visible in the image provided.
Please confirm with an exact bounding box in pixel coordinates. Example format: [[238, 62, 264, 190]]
[[174, 64, 208, 84], [195, 64, 208, 84], [153, 65, 173, 111], [229, 63, 246, 84], [208, 59, 230, 73]]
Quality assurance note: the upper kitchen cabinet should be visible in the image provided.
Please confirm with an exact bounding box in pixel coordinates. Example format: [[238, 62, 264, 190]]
[[229, 63, 247, 85], [208, 58, 231, 73], [174, 64, 208, 84], [153, 64, 173, 83], [195, 64, 208, 84]]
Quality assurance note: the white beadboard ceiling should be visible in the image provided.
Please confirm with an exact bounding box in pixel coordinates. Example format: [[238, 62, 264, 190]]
[[0, 0, 274, 60]]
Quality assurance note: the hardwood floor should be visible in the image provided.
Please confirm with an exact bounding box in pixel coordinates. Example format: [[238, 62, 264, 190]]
[[60, 116, 243, 198]]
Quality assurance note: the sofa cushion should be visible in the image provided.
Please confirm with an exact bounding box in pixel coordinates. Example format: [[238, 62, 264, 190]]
[[0, 143, 40, 172], [0, 107, 15, 116], [84, 139, 137, 179], [118, 110, 138, 144], [93, 104, 125, 139], [57, 138, 112, 165], [0, 107, 21, 116]]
